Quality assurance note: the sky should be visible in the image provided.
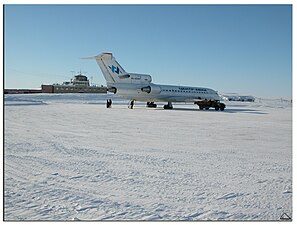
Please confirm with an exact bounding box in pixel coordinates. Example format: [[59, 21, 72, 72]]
[[4, 4, 292, 97]]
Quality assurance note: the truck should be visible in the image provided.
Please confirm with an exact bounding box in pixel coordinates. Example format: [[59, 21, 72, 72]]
[[195, 100, 226, 111]]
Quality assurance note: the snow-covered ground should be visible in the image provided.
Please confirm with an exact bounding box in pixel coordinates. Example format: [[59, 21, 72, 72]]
[[4, 94, 292, 221]]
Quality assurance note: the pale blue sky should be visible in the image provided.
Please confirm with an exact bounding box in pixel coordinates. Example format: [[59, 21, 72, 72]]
[[4, 4, 292, 97]]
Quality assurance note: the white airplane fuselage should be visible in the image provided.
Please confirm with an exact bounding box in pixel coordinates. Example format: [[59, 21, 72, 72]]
[[109, 82, 220, 103]]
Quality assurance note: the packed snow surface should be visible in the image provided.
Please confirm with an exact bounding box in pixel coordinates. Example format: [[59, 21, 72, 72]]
[[4, 94, 292, 221]]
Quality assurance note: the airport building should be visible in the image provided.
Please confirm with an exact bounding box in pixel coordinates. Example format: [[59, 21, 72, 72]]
[[222, 94, 255, 102], [42, 73, 107, 93], [4, 89, 42, 94]]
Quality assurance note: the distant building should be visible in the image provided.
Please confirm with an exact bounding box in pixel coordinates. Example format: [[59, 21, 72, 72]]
[[42, 73, 107, 93], [238, 96, 255, 102], [222, 94, 255, 102], [4, 89, 42, 94]]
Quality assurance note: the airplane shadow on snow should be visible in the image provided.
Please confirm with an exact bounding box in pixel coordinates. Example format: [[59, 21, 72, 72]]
[[155, 107, 268, 114], [222, 108, 268, 114], [91, 103, 268, 115]]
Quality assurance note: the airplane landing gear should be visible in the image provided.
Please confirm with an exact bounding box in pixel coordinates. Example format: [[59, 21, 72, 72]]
[[163, 102, 173, 109], [147, 102, 157, 108]]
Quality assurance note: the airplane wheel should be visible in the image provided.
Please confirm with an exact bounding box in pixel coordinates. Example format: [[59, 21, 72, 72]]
[[164, 105, 173, 110]]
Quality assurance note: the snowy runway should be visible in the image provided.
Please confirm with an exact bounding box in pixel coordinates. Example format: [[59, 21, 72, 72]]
[[4, 94, 292, 220]]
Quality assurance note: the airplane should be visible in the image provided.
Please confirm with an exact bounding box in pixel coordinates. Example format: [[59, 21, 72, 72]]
[[82, 52, 225, 110]]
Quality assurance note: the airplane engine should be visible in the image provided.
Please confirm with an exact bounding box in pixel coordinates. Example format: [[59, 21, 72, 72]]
[[107, 87, 117, 93], [140, 85, 161, 95]]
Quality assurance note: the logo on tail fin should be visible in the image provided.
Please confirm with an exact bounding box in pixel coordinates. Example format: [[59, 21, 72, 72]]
[[108, 65, 122, 74]]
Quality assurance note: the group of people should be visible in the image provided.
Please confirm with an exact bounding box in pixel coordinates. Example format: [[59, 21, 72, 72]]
[[106, 99, 135, 109]]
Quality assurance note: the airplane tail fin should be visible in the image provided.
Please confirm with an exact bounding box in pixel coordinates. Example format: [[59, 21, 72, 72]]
[[81, 52, 126, 84]]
